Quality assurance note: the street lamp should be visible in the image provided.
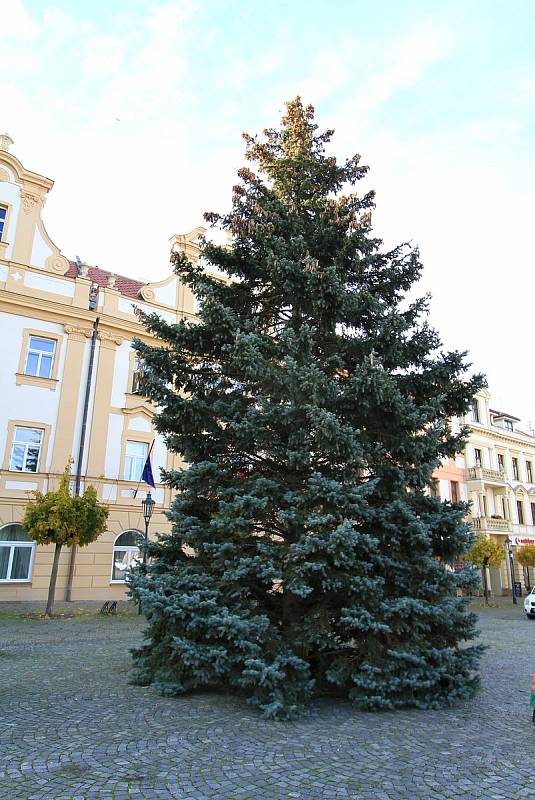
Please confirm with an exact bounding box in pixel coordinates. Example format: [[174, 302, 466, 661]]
[[504, 536, 518, 605], [141, 492, 156, 569], [138, 492, 155, 616]]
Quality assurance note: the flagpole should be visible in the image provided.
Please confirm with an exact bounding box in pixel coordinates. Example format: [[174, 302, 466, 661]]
[[133, 439, 156, 499]]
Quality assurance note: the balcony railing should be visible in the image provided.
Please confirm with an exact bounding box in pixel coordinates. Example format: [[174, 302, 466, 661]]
[[465, 466, 505, 483], [471, 516, 510, 532]]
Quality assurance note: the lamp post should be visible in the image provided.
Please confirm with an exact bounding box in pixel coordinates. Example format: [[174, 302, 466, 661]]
[[141, 491, 155, 568], [505, 536, 518, 605], [138, 492, 155, 615]]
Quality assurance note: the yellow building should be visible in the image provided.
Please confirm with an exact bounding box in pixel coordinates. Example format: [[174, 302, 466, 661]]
[[0, 135, 202, 601], [465, 389, 535, 595]]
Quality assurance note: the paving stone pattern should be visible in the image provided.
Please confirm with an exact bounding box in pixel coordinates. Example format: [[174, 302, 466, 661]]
[[1, 603, 534, 800]]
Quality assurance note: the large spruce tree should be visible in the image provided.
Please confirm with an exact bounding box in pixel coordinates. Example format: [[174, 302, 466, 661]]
[[130, 98, 484, 719]]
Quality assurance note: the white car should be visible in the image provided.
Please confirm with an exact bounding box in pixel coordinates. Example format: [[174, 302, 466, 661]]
[[524, 587, 535, 619]]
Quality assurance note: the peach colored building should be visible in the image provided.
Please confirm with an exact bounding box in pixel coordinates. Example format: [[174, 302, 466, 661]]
[[0, 135, 204, 601]]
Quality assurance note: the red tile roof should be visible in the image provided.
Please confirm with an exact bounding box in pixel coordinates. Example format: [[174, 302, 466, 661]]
[[515, 428, 535, 440], [66, 260, 145, 299]]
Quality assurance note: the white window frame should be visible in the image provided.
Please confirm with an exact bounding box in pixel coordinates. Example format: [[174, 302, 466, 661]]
[[24, 335, 56, 379], [9, 427, 44, 472], [110, 530, 142, 583], [0, 205, 7, 241], [123, 441, 148, 482], [0, 524, 36, 583]]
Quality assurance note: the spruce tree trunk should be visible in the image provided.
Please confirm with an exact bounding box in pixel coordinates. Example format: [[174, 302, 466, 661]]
[[45, 543, 62, 617], [482, 561, 489, 606]]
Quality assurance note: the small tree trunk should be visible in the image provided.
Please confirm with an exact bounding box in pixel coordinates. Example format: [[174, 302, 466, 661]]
[[482, 560, 489, 606], [523, 565, 531, 593], [45, 543, 62, 617]]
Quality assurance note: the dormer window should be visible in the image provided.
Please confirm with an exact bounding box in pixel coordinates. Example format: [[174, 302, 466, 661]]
[[490, 410, 519, 431], [0, 205, 7, 240], [469, 399, 480, 423]]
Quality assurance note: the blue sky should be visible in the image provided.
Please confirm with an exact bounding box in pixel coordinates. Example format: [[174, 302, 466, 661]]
[[3, 0, 535, 418]]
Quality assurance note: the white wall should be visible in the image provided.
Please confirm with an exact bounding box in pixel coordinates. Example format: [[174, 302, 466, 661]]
[[152, 277, 177, 307], [30, 225, 53, 269], [110, 340, 132, 408], [24, 272, 74, 297], [0, 312, 65, 468], [104, 414, 124, 480]]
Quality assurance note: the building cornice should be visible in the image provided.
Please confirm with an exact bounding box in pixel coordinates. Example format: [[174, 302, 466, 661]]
[[466, 423, 535, 449], [0, 290, 195, 343]]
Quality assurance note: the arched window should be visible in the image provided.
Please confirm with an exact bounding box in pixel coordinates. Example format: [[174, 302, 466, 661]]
[[0, 524, 35, 582], [111, 530, 142, 583]]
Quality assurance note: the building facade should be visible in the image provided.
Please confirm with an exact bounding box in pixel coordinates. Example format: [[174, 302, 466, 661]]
[[464, 389, 535, 595], [0, 136, 202, 601]]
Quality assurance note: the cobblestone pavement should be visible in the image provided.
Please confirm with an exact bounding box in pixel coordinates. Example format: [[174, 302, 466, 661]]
[[1, 601, 534, 800]]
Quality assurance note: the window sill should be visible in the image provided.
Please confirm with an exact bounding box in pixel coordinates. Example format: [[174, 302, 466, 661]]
[[0, 579, 32, 584], [6, 468, 40, 475], [110, 580, 127, 584], [15, 373, 59, 390]]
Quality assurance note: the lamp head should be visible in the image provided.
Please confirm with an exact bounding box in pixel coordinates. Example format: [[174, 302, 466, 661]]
[[142, 491, 156, 523]]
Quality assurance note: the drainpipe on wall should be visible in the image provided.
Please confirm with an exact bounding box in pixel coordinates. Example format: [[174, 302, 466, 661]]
[[65, 314, 99, 602]]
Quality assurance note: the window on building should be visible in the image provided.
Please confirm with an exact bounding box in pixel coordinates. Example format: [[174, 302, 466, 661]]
[[131, 355, 143, 394], [24, 336, 56, 379], [111, 530, 141, 582], [450, 481, 460, 503], [504, 419, 514, 432], [469, 399, 480, 423], [512, 458, 520, 481], [0, 524, 35, 582], [430, 479, 440, 498], [517, 500, 525, 525], [9, 427, 43, 472], [474, 448, 482, 467], [124, 441, 148, 481], [527, 462, 533, 483], [497, 453, 505, 474], [531, 503, 535, 525], [0, 206, 7, 241]]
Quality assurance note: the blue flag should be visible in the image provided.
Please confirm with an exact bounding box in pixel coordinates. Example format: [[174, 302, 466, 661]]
[[141, 454, 155, 488]]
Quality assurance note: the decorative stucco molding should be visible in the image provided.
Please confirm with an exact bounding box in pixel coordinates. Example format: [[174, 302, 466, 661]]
[[21, 191, 43, 214], [64, 324, 93, 339], [45, 254, 70, 275], [139, 286, 155, 302], [98, 330, 123, 346]]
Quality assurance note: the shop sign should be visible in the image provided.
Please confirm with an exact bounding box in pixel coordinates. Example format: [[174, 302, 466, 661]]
[[511, 536, 535, 546]]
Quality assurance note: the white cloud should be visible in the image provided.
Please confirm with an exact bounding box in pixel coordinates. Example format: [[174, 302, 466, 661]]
[[0, 0, 38, 40], [358, 22, 452, 112]]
